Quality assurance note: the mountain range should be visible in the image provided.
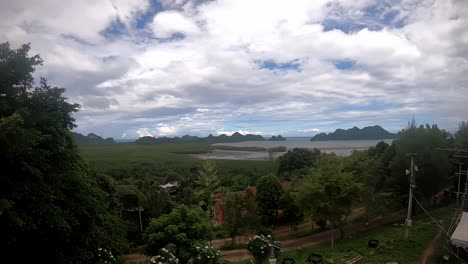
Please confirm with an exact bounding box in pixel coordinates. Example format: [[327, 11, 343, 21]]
[[74, 132, 115, 145], [310, 125, 398, 141], [135, 132, 266, 144]]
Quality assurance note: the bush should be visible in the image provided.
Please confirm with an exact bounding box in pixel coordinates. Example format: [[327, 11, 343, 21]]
[[247, 235, 281, 263], [149, 247, 179, 264], [213, 226, 229, 239], [96, 248, 117, 264], [193, 244, 221, 264]]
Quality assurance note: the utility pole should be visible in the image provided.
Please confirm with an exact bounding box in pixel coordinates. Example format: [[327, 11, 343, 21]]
[[461, 168, 468, 212], [456, 162, 463, 205], [405, 153, 417, 239]]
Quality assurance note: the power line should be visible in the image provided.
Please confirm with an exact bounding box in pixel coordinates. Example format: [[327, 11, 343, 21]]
[[412, 194, 451, 237]]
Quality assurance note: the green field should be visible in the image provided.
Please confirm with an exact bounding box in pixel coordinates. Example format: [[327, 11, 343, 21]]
[[79, 143, 278, 187]]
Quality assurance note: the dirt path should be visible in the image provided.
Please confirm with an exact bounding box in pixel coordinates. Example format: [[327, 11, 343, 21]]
[[211, 207, 366, 249], [420, 220, 446, 264], [123, 207, 381, 263], [221, 210, 405, 262], [123, 253, 148, 263]]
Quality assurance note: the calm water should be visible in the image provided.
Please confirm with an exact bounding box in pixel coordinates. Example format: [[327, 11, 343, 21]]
[[212, 139, 394, 157], [207, 138, 393, 159]]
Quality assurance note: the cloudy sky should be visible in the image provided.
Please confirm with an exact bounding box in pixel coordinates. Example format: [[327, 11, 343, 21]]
[[1, 0, 467, 138]]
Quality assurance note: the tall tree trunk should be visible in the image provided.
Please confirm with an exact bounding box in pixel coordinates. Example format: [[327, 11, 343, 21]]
[[331, 220, 335, 248]]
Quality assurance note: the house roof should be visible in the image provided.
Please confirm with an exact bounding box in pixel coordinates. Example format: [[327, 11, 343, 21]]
[[451, 212, 468, 248], [160, 181, 179, 188]]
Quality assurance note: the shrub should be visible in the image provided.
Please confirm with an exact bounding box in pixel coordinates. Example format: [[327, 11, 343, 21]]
[[96, 248, 117, 264], [193, 244, 221, 264], [247, 235, 281, 263], [150, 247, 179, 264]]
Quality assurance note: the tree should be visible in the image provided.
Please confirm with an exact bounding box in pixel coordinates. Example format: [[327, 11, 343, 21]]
[[223, 193, 244, 244], [144, 205, 212, 263], [295, 156, 362, 247], [451, 122, 468, 208], [389, 123, 450, 201], [278, 148, 321, 179], [279, 190, 303, 231], [454, 121, 468, 165], [344, 150, 398, 219], [243, 188, 261, 232], [256, 175, 283, 226], [195, 161, 221, 218], [0, 42, 127, 263]]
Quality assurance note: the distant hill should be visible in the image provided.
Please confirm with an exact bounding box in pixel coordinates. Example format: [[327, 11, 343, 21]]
[[134, 132, 265, 144], [268, 135, 286, 141], [310, 125, 398, 141], [74, 132, 115, 145]]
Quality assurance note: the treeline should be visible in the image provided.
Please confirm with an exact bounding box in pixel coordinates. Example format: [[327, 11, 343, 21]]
[[135, 132, 265, 144], [74, 132, 289, 145]]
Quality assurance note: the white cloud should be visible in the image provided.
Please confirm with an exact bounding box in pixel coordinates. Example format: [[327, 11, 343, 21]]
[[0, 0, 149, 43], [136, 128, 153, 137], [1, 0, 467, 138], [156, 125, 177, 136], [215, 129, 280, 136], [299, 128, 321, 133], [151, 11, 200, 38]]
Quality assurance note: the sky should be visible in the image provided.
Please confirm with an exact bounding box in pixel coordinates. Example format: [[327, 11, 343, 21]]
[[1, 0, 467, 139]]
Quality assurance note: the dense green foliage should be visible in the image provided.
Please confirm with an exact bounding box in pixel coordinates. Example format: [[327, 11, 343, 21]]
[[223, 193, 244, 244], [0, 42, 127, 263], [256, 175, 284, 225], [79, 144, 277, 186], [144, 205, 212, 263], [295, 155, 363, 246], [389, 123, 450, 200], [310, 125, 397, 141], [278, 148, 321, 178], [247, 235, 281, 264]]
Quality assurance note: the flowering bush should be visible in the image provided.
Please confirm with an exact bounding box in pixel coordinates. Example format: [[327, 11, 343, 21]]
[[150, 248, 179, 264], [193, 244, 221, 264], [247, 235, 281, 264], [96, 248, 116, 264]]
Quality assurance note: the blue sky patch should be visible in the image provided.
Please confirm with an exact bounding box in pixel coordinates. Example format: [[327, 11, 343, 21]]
[[101, 18, 127, 39], [259, 60, 300, 71], [136, 0, 164, 29], [333, 60, 355, 70]]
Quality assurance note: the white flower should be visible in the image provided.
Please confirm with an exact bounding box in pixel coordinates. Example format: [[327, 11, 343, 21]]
[[98, 248, 102, 251]]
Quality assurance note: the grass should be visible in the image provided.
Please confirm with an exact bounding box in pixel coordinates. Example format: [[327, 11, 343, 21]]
[[234, 206, 455, 264], [276, 227, 329, 241], [78, 143, 278, 183]]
